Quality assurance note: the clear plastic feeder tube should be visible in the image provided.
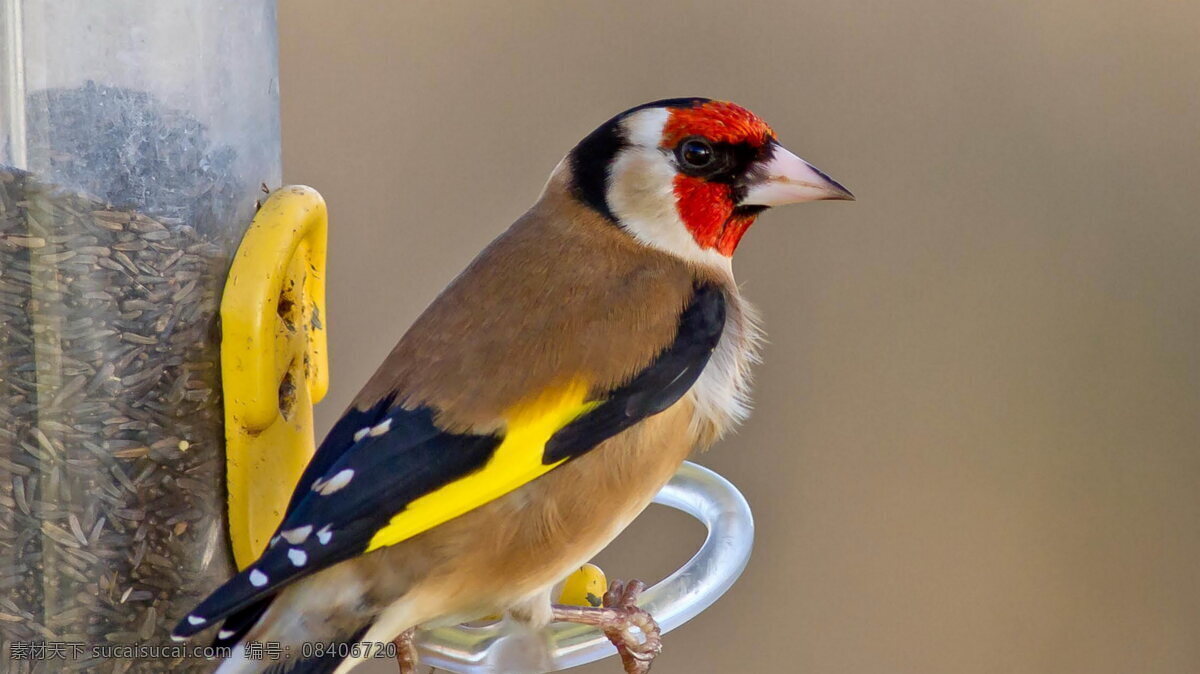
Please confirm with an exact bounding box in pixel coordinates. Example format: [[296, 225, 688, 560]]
[[0, 1, 280, 670]]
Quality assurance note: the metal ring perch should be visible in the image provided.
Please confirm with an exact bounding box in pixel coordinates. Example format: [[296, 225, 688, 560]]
[[416, 461, 756, 672]]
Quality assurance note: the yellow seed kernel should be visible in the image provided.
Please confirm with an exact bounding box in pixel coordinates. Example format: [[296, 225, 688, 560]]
[[558, 563, 607, 608]]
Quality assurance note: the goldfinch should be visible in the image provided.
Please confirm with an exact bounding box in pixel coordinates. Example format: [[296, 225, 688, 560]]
[[173, 98, 852, 674]]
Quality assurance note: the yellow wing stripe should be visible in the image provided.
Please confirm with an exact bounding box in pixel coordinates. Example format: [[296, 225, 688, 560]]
[[365, 380, 599, 552]]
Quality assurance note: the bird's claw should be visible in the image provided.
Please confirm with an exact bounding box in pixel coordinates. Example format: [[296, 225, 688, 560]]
[[552, 578, 662, 674], [603, 579, 662, 673], [393, 627, 419, 674]]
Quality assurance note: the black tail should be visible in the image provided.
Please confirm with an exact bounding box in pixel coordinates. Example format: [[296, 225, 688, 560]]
[[212, 599, 272, 649]]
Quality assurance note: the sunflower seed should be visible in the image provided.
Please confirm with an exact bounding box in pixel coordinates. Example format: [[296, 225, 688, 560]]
[[1, 81, 244, 670]]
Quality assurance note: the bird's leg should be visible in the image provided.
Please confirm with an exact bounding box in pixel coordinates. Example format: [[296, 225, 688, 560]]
[[551, 579, 662, 674], [393, 627, 419, 674]]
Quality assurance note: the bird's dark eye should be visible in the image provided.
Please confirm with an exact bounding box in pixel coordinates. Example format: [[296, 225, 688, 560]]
[[679, 138, 714, 169]]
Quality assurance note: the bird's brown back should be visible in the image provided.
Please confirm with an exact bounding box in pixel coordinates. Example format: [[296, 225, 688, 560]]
[[352, 176, 703, 432]]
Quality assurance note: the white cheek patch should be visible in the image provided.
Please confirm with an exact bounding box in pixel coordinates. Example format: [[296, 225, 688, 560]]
[[609, 108, 733, 272], [608, 148, 732, 271], [608, 148, 678, 233]]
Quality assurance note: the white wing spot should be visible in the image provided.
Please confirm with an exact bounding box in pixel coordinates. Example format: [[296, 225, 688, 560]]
[[218, 629, 235, 640], [316, 469, 353, 495], [187, 615, 205, 626], [171, 635, 186, 643], [353, 427, 369, 442], [249, 569, 268, 587], [281, 525, 312, 545], [287, 548, 308, 567], [317, 525, 332, 545], [368, 418, 392, 437]]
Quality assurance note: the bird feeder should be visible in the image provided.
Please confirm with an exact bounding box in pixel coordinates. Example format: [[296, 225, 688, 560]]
[[0, 2, 754, 672], [0, 1, 282, 670]]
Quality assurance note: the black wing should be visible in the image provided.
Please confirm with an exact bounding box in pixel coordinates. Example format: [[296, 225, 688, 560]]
[[174, 281, 725, 639]]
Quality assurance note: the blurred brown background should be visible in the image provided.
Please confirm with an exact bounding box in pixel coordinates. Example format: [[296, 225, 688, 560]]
[[278, 2, 1200, 672]]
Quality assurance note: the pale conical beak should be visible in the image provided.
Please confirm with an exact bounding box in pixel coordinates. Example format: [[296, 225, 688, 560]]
[[741, 143, 855, 206]]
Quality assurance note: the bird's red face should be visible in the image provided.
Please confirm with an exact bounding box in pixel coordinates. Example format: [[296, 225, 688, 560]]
[[660, 101, 777, 256], [569, 98, 853, 266]]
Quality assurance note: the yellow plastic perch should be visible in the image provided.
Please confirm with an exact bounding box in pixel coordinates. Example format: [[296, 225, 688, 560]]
[[221, 186, 329, 569]]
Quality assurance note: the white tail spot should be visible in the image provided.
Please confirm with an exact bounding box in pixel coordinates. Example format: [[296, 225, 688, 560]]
[[281, 525, 312, 545], [368, 418, 392, 437], [316, 469, 353, 495]]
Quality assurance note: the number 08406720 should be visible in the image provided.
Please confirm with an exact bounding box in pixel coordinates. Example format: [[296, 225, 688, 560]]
[[301, 641, 398, 660]]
